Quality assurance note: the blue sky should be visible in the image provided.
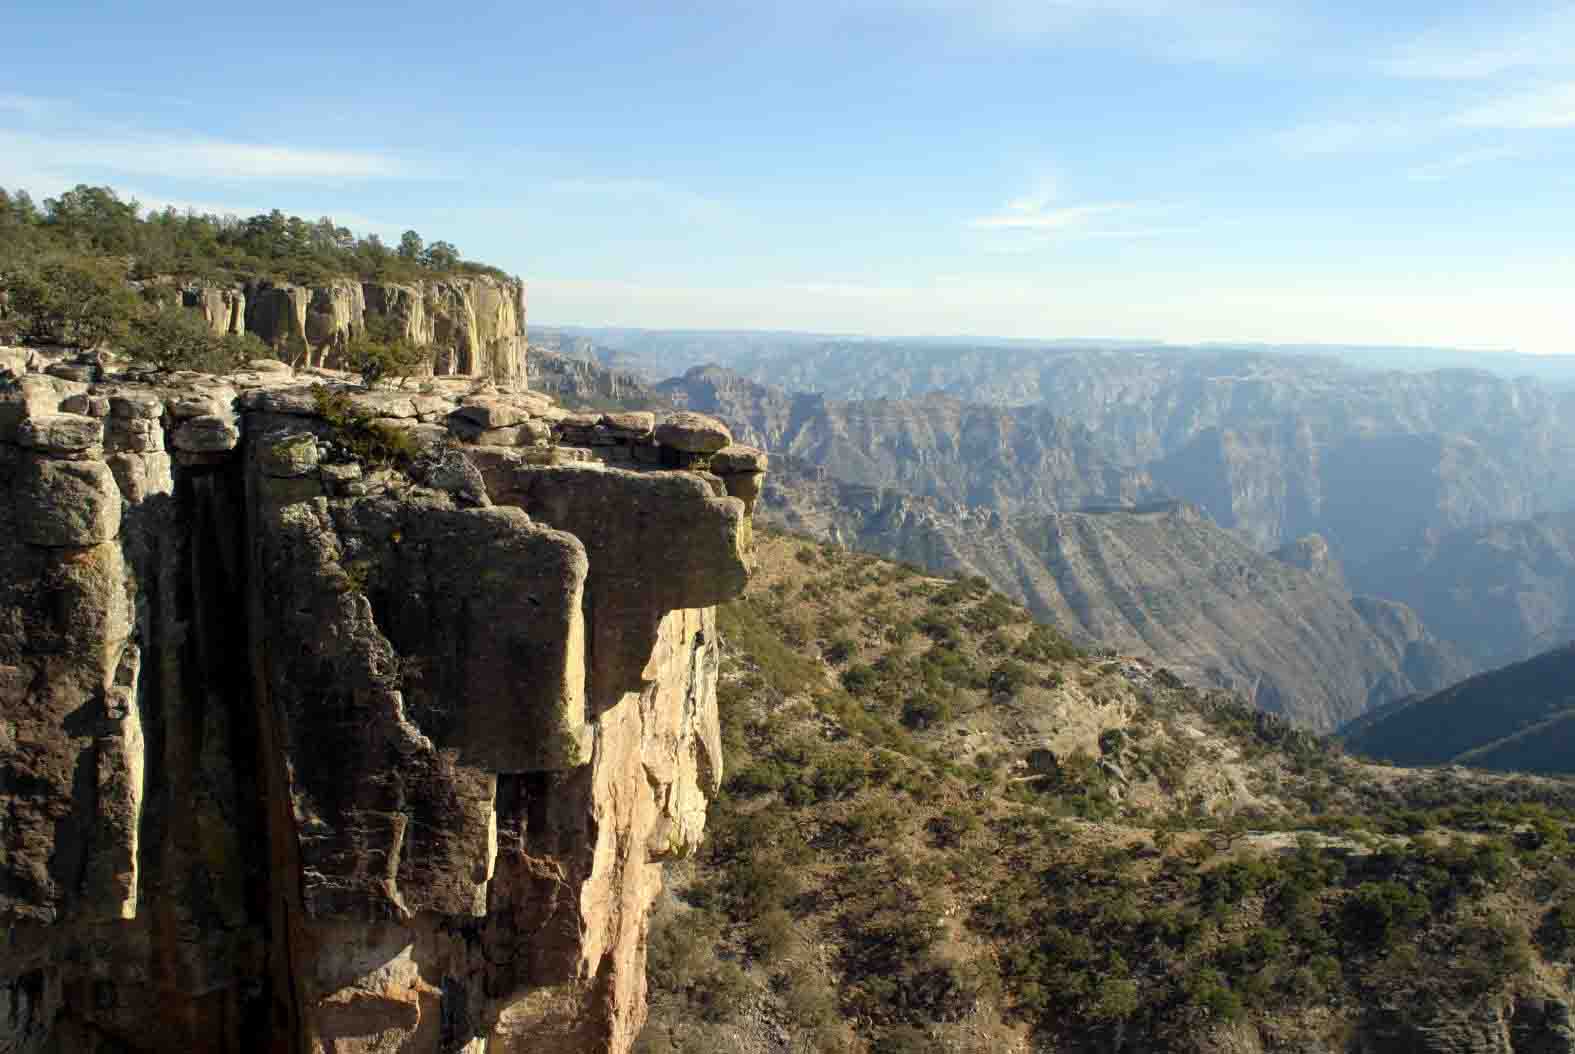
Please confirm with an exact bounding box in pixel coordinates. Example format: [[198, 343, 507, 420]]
[[3, 1, 1574, 352]]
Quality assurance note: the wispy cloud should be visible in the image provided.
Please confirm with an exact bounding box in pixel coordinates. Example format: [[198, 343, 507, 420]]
[[969, 198, 1130, 232], [1455, 81, 1575, 129], [546, 177, 732, 223], [1383, 7, 1575, 80], [1406, 146, 1521, 181], [1271, 117, 1423, 157], [0, 129, 428, 182]]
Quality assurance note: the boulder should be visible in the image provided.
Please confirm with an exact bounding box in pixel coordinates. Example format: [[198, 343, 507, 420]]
[[452, 396, 529, 429], [17, 414, 105, 456], [655, 411, 732, 454], [256, 432, 321, 479], [602, 411, 655, 438], [172, 415, 241, 453], [109, 393, 165, 419], [710, 444, 768, 473], [15, 457, 122, 546]]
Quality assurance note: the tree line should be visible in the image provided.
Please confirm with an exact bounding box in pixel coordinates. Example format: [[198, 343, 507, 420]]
[[0, 183, 508, 286]]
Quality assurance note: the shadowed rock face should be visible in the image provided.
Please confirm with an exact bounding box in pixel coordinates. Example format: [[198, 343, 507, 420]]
[[0, 354, 755, 1054]]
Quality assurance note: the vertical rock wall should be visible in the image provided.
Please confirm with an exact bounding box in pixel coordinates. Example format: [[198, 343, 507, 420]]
[[0, 354, 760, 1053], [230, 276, 528, 385]]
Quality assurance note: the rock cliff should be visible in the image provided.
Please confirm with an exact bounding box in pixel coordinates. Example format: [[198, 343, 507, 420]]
[[661, 365, 1156, 517], [0, 347, 761, 1053], [179, 275, 528, 384]]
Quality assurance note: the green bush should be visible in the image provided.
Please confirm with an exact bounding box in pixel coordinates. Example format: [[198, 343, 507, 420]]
[[7, 256, 138, 349]]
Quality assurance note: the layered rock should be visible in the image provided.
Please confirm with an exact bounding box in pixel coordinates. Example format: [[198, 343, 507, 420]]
[[0, 353, 758, 1053], [172, 274, 529, 384]]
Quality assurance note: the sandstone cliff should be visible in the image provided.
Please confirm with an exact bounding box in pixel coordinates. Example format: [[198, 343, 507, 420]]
[[0, 348, 762, 1053], [179, 274, 528, 384]]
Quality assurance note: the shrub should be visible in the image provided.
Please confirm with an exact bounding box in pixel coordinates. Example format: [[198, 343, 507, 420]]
[[901, 694, 951, 730], [988, 661, 1032, 698], [123, 304, 242, 372], [842, 664, 879, 696], [343, 317, 430, 386], [8, 256, 138, 349], [824, 636, 858, 665]]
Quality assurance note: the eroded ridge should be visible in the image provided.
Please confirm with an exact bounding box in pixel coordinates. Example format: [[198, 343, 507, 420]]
[[0, 346, 764, 1054]]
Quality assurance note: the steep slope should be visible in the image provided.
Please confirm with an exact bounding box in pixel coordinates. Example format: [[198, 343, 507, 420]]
[[759, 464, 1466, 731], [1342, 644, 1575, 773], [662, 365, 1156, 517], [1006, 503, 1468, 730], [640, 531, 1575, 1054], [1350, 510, 1575, 669]]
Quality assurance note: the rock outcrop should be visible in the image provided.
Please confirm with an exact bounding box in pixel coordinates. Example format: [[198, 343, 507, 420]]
[[0, 349, 758, 1053], [176, 275, 529, 384]]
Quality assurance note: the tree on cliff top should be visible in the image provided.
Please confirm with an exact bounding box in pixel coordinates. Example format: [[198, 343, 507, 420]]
[[0, 182, 516, 287]]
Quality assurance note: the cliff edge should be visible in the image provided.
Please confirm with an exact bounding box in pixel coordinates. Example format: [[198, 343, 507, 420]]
[[0, 347, 765, 1053]]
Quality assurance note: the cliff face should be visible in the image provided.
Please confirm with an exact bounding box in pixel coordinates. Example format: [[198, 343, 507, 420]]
[[525, 348, 667, 410], [661, 365, 1156, 517], [0, 350, 762, 1053], [180, 275, 528, 384]]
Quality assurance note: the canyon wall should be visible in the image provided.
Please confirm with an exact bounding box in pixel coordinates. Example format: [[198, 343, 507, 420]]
[[0, 348, 763, 1053], [180, 275, 528, 384]]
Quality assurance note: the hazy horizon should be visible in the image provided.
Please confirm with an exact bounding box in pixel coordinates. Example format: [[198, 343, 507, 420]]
[[7, 1, 1575, 354]]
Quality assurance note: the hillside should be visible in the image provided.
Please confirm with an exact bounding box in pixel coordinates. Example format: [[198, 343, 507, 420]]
[[1343, 644, 1575, 773], [640, 530, 1575, 1054], [1350, 511, 1575, 669], [759, 463, 1466, 732], [662, 365, 1156, 518]]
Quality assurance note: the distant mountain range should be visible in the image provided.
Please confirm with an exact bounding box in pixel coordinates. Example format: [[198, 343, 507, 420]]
[[1341, 643, 1575, 773], [527, 336, 1575, 732]]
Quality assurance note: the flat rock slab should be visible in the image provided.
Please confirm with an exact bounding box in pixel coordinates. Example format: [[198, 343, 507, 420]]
[[173, 415, 241, 453], [655, 411, 732, 454], [17, 414, 104, 456]]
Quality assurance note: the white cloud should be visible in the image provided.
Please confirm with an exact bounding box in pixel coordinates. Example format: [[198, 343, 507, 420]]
[[969, 201, 1129, 231], [1455, 81, 1575, 129], [1405, 146, 1521, 181], [0, 129, 427, 182]]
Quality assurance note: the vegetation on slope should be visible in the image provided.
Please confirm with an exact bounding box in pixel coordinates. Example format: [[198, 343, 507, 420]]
[[639, 530, 1575, 1054]]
